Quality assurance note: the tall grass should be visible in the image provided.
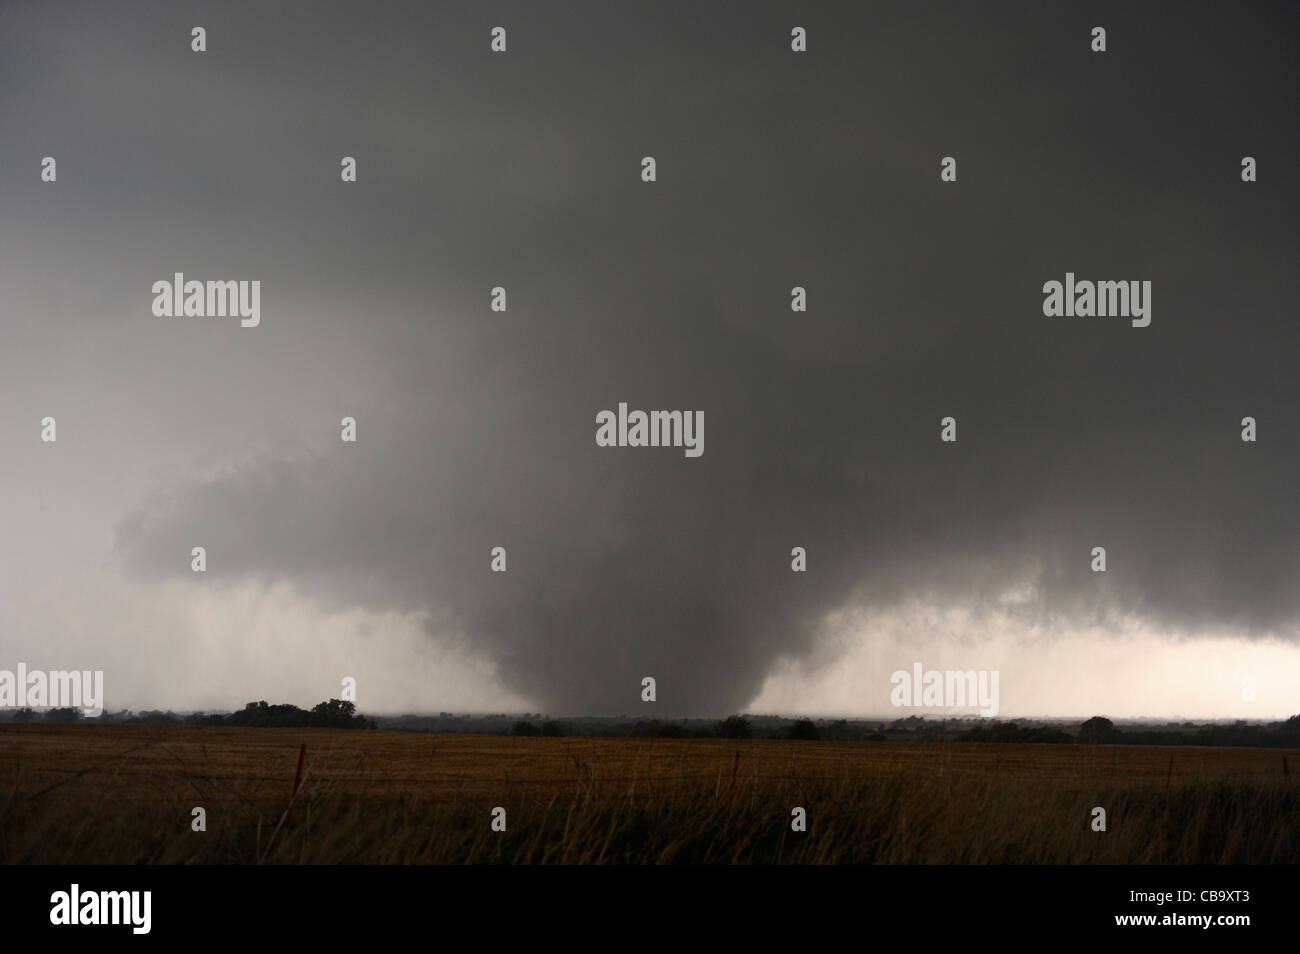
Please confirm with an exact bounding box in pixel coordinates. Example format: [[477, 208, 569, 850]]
[[2, 726, 1296, 863]]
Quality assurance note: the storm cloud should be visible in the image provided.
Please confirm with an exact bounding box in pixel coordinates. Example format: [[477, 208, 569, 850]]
[[4, 1, 1298, 715]]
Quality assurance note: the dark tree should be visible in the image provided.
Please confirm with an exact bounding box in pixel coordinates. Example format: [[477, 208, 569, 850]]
[[786, 718, 820, 741], [716, 715, 753, 739], [1079, 716, 1116, 744]]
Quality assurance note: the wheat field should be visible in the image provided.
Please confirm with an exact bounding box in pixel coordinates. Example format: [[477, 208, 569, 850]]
[[1, 725, 1296, 864]]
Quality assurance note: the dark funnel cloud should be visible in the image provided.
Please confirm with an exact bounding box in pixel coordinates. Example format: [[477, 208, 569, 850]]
[[64, 0, 1300, 714]]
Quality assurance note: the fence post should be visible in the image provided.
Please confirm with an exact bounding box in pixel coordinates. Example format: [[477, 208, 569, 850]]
[[286, 742, 306, 828]]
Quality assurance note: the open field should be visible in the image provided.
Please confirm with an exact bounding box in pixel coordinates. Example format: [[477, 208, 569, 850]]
[[2, 725, 1297, 864]]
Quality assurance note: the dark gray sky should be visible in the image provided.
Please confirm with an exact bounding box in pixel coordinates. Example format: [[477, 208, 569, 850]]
[[2, 1, 1298, 717]]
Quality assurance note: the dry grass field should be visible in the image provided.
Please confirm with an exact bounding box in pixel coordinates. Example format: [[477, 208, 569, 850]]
[[1, 725, 1296, 864]]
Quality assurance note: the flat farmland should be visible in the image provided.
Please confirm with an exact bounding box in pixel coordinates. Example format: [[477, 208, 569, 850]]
[[1, 725, 1296, 864]]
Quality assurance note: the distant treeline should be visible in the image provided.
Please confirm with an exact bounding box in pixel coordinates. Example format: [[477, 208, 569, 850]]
[[501, 714, 1300, 747], [505, 715, 831, 741], [5, 706, 1298, 747], [1, 699, 373, 730], [1028, 714, 1300, 749]]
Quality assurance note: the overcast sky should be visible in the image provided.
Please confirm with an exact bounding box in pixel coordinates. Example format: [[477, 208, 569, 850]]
[[1, 1, 1297, 719]]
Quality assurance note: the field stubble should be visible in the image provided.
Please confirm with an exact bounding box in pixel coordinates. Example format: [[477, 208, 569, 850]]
[[1, 725, 1296, 864]]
